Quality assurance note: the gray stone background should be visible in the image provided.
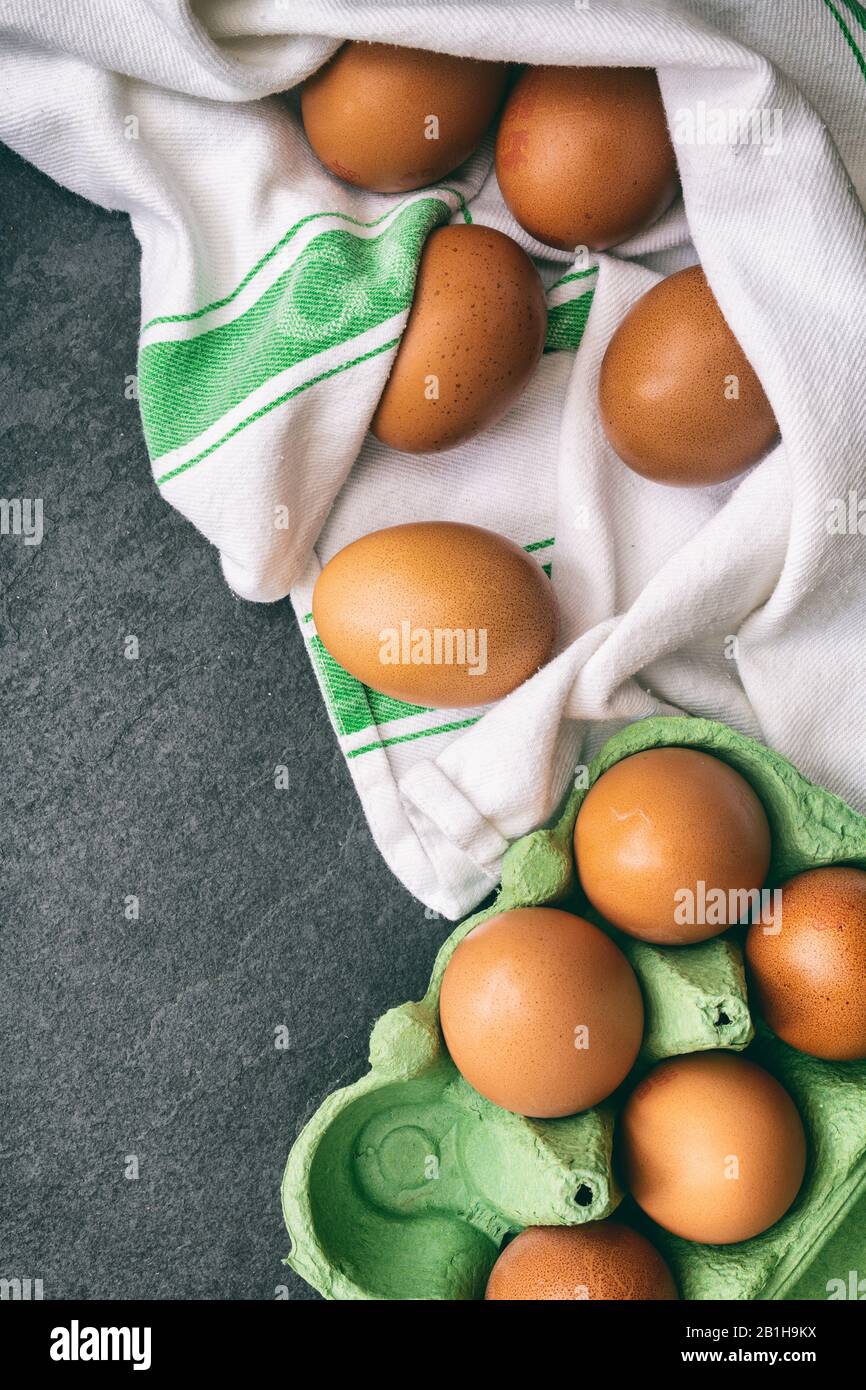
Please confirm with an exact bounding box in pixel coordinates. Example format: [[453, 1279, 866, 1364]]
[[0, 141, 451, 1299], [3, 140, 860, 1306]]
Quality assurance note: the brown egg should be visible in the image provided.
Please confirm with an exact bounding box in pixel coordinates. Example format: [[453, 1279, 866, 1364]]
[[312, 522, 556, 708], [495, 67, 679, 252], [439, 907, 644, 1118], [599, 265, 778, 486], [746, 866, 866, 1061], [620, 1052, 806, 1245], [485, 1221, 678, 1300], [301, 43, 507, 193], [371, 224, 547, 453], [575, 747, 772, 946]]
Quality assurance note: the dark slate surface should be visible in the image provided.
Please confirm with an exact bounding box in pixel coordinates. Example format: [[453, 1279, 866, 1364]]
[[0, 142, 451, 1300]]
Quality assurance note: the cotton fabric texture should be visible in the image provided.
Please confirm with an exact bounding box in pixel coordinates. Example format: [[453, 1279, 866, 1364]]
[[2, 0, 865, 917]]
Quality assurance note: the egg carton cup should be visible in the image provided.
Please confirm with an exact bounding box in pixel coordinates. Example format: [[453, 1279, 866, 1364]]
[[282, 716, 866, 1300]]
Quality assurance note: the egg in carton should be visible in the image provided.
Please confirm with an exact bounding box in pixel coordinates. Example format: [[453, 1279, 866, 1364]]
[[281, 715, 866, 1299]]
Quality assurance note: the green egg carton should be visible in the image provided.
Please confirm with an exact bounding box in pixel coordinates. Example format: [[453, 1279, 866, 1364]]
[[281, 716, 866, 1300]]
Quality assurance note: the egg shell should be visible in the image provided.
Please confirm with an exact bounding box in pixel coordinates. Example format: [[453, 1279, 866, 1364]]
[[439, 907, 644, 1118], [301, 42, 507, 193], [485, 1221, 678, 1300], [284, 714, 866, 1300], [620, 1051, 806, 1245], [371, 224, 547, 453], [599, 265, 778, 486], [575, 746, 772, 945], [746, 866, 866, 1061], [312, 521, 557, 709], [495, 66, 679, 252]]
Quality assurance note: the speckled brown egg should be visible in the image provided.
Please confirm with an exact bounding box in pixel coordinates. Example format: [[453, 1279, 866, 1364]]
[[599, 265, 778, 486], [312, 522, 557, 708], [439, 907, 644, 1118], [485, 1221, 678, 1300], [371, 224, 547, 453], [746, 866, 866, 1061], [495, 67, 679, 252], [300, 43, 507, 193], [575, 747, 772, 945], [620, 1052, 806, 1245]]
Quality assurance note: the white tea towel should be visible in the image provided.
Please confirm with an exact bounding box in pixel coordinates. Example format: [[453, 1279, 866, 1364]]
[[2, 1, 865, 918]]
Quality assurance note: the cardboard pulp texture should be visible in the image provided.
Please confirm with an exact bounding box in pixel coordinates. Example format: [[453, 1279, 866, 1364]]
[[282, 716, 866, 1300]]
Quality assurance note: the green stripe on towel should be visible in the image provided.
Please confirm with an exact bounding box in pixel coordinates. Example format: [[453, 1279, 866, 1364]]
[[140, 198, 450, 460]]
